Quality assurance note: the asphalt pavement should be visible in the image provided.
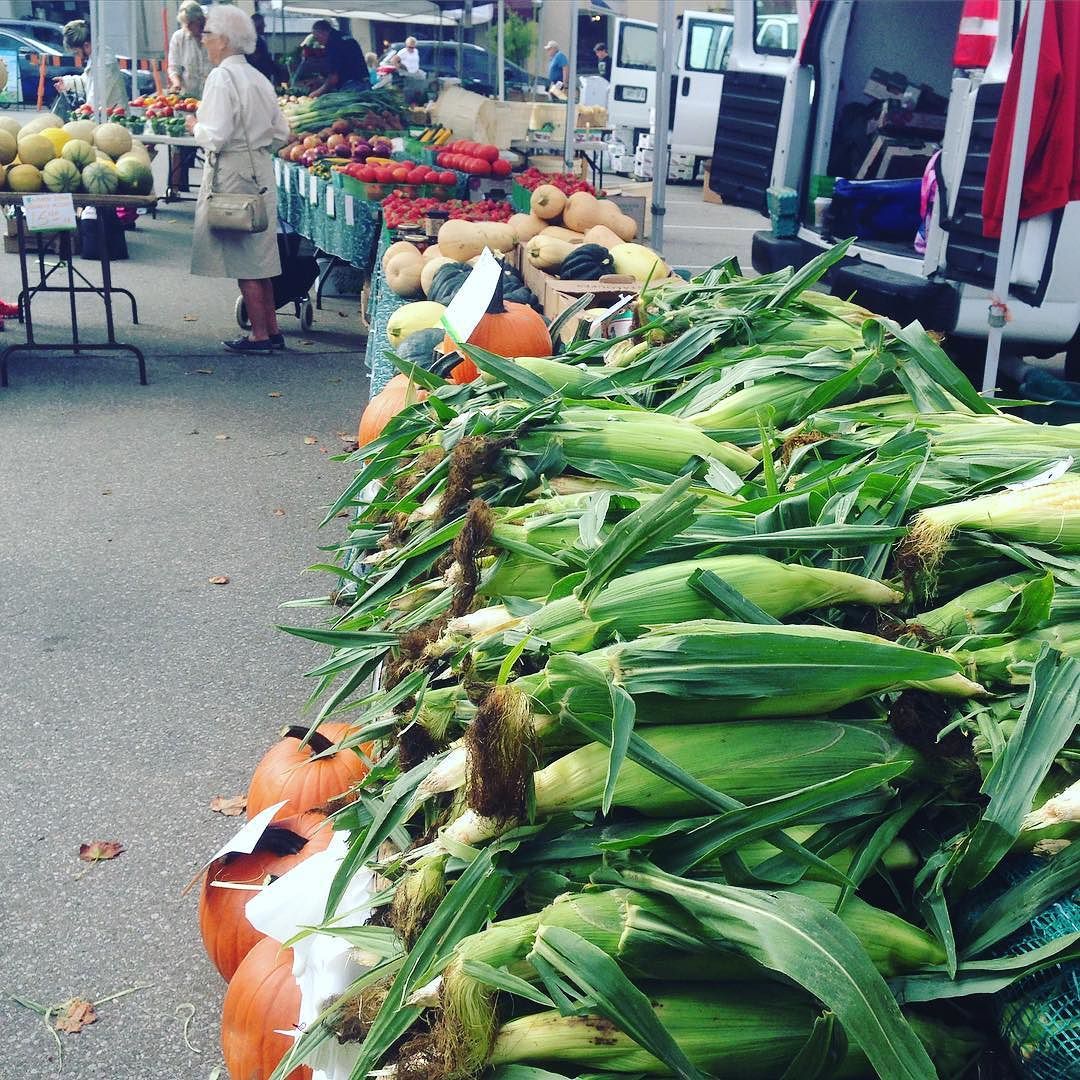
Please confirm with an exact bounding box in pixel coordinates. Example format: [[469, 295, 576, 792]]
[[0, 174, 765, 1079]]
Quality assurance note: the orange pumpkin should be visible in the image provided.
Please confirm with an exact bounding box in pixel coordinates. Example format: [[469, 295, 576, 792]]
[[357, 374, 429, 447], [441, 271, 552, 384], [221, 936, 311, 1080], [198, 810, 332, 980], [246, 723, 373, 820]]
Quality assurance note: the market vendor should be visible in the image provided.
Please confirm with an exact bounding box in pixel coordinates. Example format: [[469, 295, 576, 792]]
[[52, 19, 127, 113], [188, 4, 289, 355], [545, 40, 569, 91], [308, 19, 366, 98], [168, 0, 211, 98]]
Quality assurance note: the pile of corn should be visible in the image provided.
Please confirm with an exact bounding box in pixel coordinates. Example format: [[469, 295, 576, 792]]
[[272, 246, 1080, 1080]]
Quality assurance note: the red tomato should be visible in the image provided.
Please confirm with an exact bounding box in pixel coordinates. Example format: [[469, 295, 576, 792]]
[[374, 166, 394, 183], [406, 167, 427, 184], [357, 165, 376, 181], [438, 170, 456, 185], [471, 158, 492, 176], [391, 166, 410, 182], [491, 158, 512, 177], [476, 144, 499, 162], [436, 151, 449, 166], [161, 105, 173, 116]]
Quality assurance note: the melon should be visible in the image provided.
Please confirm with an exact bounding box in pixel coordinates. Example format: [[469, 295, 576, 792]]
[[93, 123, 132, 160], [0, 116, 21, 139], [39, 127, 70, 156], [95, 149, 111, 162], [62, 119, 97, 142], [0, 164, 7, 190], [81, 160, 118, 195], [18, 113, 57, 139], [8, 164, 42, 193], [0, 130, 14, 166], [125, 140, 151, 165], [61, 139, 97, 170], [17, 134, 54, 169], [42, 158, 81, 193], [115, 154, 152, 196]]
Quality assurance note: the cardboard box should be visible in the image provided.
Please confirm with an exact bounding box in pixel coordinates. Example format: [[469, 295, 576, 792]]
[[603, 182, 651, 239], [702, 163, 723, 205], [4, 228, 81, 255], [547, 278, 640, 343]]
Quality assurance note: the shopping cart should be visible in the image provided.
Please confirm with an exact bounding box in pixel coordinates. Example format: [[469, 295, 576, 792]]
[[234, 233, 319, 332]]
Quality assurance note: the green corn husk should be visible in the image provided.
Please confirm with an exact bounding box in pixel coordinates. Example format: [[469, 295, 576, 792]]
[[684, 374, 839, 434], [951, 621, 1080, 686], [519, 406, 757, 477], [484, 984, 982, 1078], [532, 619, 984, 718], [911, 571, 1042, 639], [507, 554, 901, 653]]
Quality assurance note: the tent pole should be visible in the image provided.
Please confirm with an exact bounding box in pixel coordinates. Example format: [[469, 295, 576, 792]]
[[982, 0, 1046, 396], [562, 0, 578, 170], [130, 0, 138, 105], [89, 0, 101, 117], [497, 0, 505, 101], [650, 0, 677, 253]]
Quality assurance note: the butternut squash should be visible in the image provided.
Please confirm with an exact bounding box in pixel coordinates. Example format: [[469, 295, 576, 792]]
[[421, 255, 456, 296], [582, 224, 624, 250], [508, 212, 546, 242], [438, 219, 487, 261], [530, 183, 566, 221], [526, 234, 575, 271], [540, 225, 585, 245], [561, 191, 603, 233], [605, 209, 638, 242], [385, 250, 424, 297], [479, 222, 516, 253], [382, 240, 420, 273]]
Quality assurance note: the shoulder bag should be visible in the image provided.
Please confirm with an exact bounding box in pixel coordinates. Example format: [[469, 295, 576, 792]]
[[204, 67, 268, 234]]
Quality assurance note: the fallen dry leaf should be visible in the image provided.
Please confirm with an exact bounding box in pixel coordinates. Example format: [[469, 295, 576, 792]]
[[53, 999, 97, 1034], [268, 391, 282, 398], [304, 436, 318, 445], [79, 841, 124, 863], [190, 368, 213, 375], [299, 339, 315, 346], [182, 314, 199, 322], [319, 447, 329, 454], [215, 434, 230, 441], [340, 439, 359, 454], [336, 510, 350, 518], [101, 489, 111, 496], [208, 575, 230, 586], [273, 508, 286, 517], [210, 794, 246, 817]]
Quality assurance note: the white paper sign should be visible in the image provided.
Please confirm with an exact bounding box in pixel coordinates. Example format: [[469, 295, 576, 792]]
[[344, 193, 355, 226], [390, 137, 405, 153], [307, 172, 317, 204], [181, 800, 288, 893], [442, 248, 501, 345], [325, 185, 335, 218], [22, 193, 76, 233], [274, 158, 282, 185], [284, 165, 292, 192]]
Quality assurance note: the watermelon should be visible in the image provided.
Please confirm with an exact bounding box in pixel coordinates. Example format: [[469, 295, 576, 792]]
[[93, 123, 132, 160], [81, 160, 118, 195], [62, 139, 97, 170], [115, 154, 152, 196], [42, 158, 80, 193]]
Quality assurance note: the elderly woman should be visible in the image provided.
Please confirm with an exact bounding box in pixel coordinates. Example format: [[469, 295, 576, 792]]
[[187, 6, 289, 354], [168, 0, 211, 97]]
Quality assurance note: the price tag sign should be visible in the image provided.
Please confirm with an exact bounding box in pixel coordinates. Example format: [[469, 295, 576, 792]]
[[391, 136, 405, 153], [309, 172, 319, 205], [325, 185, 335, 218], [22, 193, 76, 233], [443, 248, 500, 344], [283, 165, 292, 192], [181, 800, 288, 894], [344, 194, 355, 226], [274, 158, 282, 185]]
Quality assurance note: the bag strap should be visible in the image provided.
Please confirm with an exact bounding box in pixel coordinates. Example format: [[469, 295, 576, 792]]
[[210, 64, 264, 193]]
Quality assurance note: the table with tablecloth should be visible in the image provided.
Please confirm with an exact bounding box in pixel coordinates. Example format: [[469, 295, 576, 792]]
[[363, 229, 411, 396]]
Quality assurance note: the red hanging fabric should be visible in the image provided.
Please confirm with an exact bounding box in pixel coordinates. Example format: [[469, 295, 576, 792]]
[[954, 0, 999, 69], [982, 0, 1080, 238]]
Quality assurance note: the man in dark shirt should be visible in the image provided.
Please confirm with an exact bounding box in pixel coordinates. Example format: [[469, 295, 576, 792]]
[[248, 13, 278, 84], [310, 19, 366, 97], [593, 42, 609, 79]]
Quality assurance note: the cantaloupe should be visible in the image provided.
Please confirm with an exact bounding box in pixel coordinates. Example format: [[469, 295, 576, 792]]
[[8, 164, 43, 193], [0, 164, 8, 190], [61, 139, 97, 170], [63, 119, 97, 143], [93, 123, 132, 160], [17, 134, 55, 169], [0, 116, 22, 139], [81, 160, 119, 195], [39, 127, 70, 156], [0, 129, 15, 166], [42, 158, 81, 193], [115, 154, 153, 195], [18, 113, 58, 139]]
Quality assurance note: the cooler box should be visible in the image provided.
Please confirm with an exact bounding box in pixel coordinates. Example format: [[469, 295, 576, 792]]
[[830, 177, 922, 243]]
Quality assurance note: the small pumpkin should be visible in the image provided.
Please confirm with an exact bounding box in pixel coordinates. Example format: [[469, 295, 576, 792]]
[[382, 240, 420, 273], [558, 243, 615, 281], [199, 810, 331, 980], [247, 723, 374, 818], [440, 268, 553, 383], [221, 936, 311, 1080], [385, 250, 424, 298]]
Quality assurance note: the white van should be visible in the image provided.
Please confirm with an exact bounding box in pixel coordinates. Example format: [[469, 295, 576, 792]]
[[607, 9, 800, 177], [725, 0, 1080, 373]]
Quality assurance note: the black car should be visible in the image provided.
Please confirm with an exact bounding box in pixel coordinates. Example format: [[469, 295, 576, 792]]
[[378, 41, 540, 97]]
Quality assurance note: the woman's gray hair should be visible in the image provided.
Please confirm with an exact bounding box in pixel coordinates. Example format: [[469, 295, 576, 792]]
[[62, 19, 89, 50], [205, 4, 257, 54]]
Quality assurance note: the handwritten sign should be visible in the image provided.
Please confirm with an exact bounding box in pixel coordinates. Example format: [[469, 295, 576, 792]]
[[325, 185, 335, 218], [308, 172, 319, 205], [274, 158, 282, 185], [344, 193, 355, 226], [22, 193, 76, 233]]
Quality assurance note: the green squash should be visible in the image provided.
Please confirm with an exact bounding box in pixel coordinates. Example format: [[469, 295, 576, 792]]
[[557, 242, 615, 281]]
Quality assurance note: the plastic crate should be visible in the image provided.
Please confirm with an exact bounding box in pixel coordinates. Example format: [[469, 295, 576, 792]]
[[766, 185, 799, 239], [1018, 367, 1080, 425]]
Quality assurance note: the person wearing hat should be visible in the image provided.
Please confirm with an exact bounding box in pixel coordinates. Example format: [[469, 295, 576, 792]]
[[544, 40, 568, 90], [593, 41, 609, 79]]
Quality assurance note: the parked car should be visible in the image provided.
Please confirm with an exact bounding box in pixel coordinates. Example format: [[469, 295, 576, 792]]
[[0, 18, 65, 50], [378, 40, 540, 97], [0, 28, 152, 105]]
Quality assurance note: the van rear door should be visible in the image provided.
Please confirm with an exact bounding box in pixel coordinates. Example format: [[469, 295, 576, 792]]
[[608, 18, 656, 151], [707, 1, 807, 210], [669, 13, 732, 161]]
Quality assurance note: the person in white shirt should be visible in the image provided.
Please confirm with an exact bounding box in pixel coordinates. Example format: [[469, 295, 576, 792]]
[[52, 19, 127, 113], [187, 5, 290, 354], [168, 1, 211, 98], [393, 37, 424, 77]]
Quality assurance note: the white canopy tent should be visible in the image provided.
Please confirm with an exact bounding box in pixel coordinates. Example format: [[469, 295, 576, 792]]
[[282, 1, 494, 27]]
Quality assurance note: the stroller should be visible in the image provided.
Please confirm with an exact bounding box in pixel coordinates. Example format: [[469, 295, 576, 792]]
[[235, 233, 319, 332]]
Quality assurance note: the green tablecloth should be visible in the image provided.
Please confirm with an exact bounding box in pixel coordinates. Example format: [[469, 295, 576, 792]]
[[275, 161, 379, 270], [364, 231, 409, 396]]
